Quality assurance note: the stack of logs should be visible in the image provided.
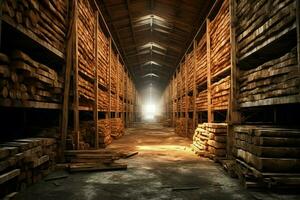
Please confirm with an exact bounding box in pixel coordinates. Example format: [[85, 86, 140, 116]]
[[0, 138, 57, 198], [110, 118, 124, 139], [2, 0, 67, 52], [195, 36, 207, 86], [196, 89, 207, 111], [78, 0, 96, 104], [211, 76, 230, 110], [233, 125, 300, 188], [236, 0, 297, 59], [239, 48, 300, 105], [192, 123, 227, 160], [175, 118, 186, 137], [98, 119, 112, 147], [0, 51, 63, 106], [210, 0, 230, 77]]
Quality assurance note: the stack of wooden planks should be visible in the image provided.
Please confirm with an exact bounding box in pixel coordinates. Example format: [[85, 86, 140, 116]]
[[79, 121, 95, 149], [110, 52, 118, 94], [110, 118, 124, 139], [195, 89, 207, 111], [98, 88, 109, 111], [110, 93, 117, 112], [233, 125, 300, 188], [236, 0, 297, 60], [195, 36, 207, 86], [98, 119, 112, 147], [175, 118, 186, 137], [239, 48, 300, 106], [192, 123, 227, 160], [211, 76, 230, 110], [2, 0, 67, 52], [186, 52, 194, 92], [0, 138, 57, 198], [0, 51, 63, 106], [187, 118, 194, 139], [78, 0, 96, 104], [210, 0, 230, 78], [118, 63, 124, 98], [97, 24, 109, 89]]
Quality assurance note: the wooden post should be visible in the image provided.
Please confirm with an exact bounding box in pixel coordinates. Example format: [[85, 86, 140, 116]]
[[61, 0, 77, 159], [122, 67, 125, 124], [228, 0, 241, 158], [297, 0, 300, 70], [184, 58, 188, 137], [116, 54, 119, 117], [206, 19, 213, 123], [73, 0, 80, 150], [94, 11, 99, 149], [109, 38, 112, 120], [193, 40, 197, 131]]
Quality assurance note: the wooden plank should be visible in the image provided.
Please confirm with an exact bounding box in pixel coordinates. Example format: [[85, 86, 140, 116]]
[[206, 19, 212, 122], [0, 169, 20, 184], [69, 162, 127, 172], [94, 11, 99, 149], [32, 155, 49, 168]]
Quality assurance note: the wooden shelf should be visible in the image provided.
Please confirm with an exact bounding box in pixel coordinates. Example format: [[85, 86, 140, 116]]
[[2, 16, 65, 60], [240, 95, 300, 108], [0, 99, 61, 109]]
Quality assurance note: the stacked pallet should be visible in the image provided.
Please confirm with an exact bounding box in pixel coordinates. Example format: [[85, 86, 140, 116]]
[[175, 118, 186, 137], [239, 48, 300, 106], [192, 123, 227, 160], [186, 52, 194, 92], [0, 138, 57, 198], [233, 125, 300, 188], [97, 24, 109, 89], [98, 119, 112, 147], [78, 0, 96, 104], [195, 36, 207, 85], [0, 51, 63, 106], [196, 90, 207, 111], [210, 0, 230, 77], [211, 76, 230, 110], [2, 0, 67, 52], [236, 0, 297, 59], [110, 118, 124, 139]]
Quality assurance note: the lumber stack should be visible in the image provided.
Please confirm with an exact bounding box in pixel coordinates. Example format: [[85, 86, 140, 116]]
[[118, 97, 123, 112], [177, 72, 182, 98], [0, 51, 63, 106], [233, 125, 300, 188], [181, 96, 190, 111], [196, 89, 207, 111], [2, 0, 67, 52], [210, 0, 230, 77], [118, 64, 124, 98], [97, 24, 109, 89], [186, 52, 194, 92], [79, 121, 95, 149], [110, 52, 118, 94], [98, 88, 109, 111], [110, 93, 117, 112], [175, 118, 186, 137], [78, 0, 96, 104], [187, 119, 194, 139], [110, 118, 124, 139], [98, 119, 112, 147], [195, 36, 207, 85], [181, 66, 186, 95], [211, 76, 230, 110], [236, 0, 297, 59], [239, 48, 300, 106], [192, 123, 227, 160], [0, 138, 57, 198]]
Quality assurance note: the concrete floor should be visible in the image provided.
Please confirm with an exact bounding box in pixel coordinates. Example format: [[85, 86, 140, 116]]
[[17, 123, 300, 200]]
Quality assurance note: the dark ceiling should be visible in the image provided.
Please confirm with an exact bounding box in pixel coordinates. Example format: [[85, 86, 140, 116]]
[[98, 0, 215, 91]]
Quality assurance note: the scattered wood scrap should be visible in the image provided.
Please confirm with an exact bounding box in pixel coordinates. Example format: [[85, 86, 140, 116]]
[[68, 162, 127, 173]]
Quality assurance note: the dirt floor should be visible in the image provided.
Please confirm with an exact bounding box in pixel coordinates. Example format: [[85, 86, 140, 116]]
[[17, 123, 300, 200]]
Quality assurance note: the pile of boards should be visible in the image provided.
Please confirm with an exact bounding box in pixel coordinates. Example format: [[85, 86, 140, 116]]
[[211, 76, 230, 110], [195, 89, 207, 111], [175, 118, 186, 137], [239, 48, 300, 105], [110, 118, 124, 139], [64, 149, 138, 172], [2, 0, 67, 52], [192, 123, 227, 161], [98, 89, 109, 111], [98, 119, 112, 147], [0, 138, 57, 198], [233, 125, 300, 188], [0, 51, 63, 106], [195, 36, 207, 86]]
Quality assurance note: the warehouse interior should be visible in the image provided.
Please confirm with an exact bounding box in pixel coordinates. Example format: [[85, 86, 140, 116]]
[[0, 0, 300, 199]]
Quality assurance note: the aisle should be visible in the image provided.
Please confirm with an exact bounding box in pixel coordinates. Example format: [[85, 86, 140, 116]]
[[17, 123, 296, 200]]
